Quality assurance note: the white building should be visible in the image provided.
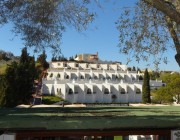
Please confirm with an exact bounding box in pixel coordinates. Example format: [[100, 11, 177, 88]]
[[42, 61, 164, 103]]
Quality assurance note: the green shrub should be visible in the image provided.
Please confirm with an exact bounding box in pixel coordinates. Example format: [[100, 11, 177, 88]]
[[42, 95, 63, 104]]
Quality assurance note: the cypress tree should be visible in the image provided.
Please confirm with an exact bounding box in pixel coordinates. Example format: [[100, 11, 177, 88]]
[[142, 68, 151, 103], [37, 51, 49, 70], [0, 48, 36, 107]]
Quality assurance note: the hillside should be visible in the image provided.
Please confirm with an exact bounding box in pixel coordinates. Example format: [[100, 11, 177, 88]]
[[0, 50, 20, 75]]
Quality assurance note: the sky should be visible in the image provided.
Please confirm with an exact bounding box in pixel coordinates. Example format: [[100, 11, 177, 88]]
[[0, 0, 179, 72]]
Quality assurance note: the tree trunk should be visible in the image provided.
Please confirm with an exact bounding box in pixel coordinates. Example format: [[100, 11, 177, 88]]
[[175, 53, 180, 67], [143, 0, 180, 24], [166, 18, 180, 67]]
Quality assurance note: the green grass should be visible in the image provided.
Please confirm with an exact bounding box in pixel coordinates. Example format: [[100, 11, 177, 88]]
[[0, 106, 179, 130], [42, 95, 63, 104]]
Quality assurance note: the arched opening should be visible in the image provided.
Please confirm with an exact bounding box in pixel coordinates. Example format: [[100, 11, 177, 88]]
[[57, 73, 60, 78], [68, 88, 73, 94], [120, 88, 126, 94], [80, 75, 84, 79], [104, 88, 109, 94], [87, 88, 92, 94], [136, 88, 141, 94], [66, 75, 69, 79]]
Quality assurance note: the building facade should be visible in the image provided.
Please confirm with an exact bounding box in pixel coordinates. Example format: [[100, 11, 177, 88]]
[[42, 61, 163, 103]]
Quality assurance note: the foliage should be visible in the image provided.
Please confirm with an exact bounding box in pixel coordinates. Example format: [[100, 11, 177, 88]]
[[69, 56, 75, 61], [152, 72, 180, 104], [37, 51, 49, 70], [116, 0, 180, 68], [42, 95, 63, 105], [132, 66, 136, 71], [0, 0, 94, 54], [168, 76, 180, 103], [0, 64, 7, 75], [142, 69, 151, 103], [0, 48, 36, 107], [151, 87, 173, 104], [149, 71, 160, 80], [52, 55, 68, 62], [0, 50, 14, 61]]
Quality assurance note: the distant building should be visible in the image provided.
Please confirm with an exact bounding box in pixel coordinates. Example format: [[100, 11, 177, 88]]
[[75, 52, 99, 62], [42, 59, 164, 103]]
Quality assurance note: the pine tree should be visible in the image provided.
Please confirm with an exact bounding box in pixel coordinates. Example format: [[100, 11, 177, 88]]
[[142, 68, 151, 103]]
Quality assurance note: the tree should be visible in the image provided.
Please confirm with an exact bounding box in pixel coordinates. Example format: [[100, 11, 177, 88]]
[[151, 87, 173, 104], [149, 71, 160, 80], [0, 48, 36, 107], [132, 66, 136, 71], [117, 0, 180, 68], [0, 62, 19, 107], [0, 0, 94, 53], [37, 51, 49, 70], [168, 75, 180, 104], [142, 68, 151, 103]]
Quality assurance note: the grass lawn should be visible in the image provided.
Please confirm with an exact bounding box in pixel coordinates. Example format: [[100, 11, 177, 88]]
[[0, 106, 179, 130], [42, 95, 63, 104]]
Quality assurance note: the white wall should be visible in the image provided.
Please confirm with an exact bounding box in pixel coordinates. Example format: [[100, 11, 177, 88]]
[[0, 134, 15, 140], [41, 62, 162, 103]]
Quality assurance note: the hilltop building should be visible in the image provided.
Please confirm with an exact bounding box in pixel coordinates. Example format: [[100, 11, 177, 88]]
[[41, 53, 164, 103], [74, 52, 99, 62]]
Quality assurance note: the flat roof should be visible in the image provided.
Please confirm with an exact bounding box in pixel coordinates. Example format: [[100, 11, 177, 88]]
[[0, 106, 179, 131]]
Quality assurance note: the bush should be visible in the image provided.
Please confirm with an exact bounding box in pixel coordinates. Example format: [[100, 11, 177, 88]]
[[42, 95, 63, 104]]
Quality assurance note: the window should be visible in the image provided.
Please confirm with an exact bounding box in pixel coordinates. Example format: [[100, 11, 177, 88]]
[[107, 76, 111, 80], [94, 76, 98, 80], [76, 63, 79, 67], [136, 88, 141, 94], [58, 63, 60, 66], [87, 88, 92, 94], [120, 88, 126, 94], [68, 88, 73, 94], [104, 88, 109, 94], [50, 73, 53, 78], [80, 75, 84, 79], [66, 75, 69, 79], [57, 73, 60, 78], [75, 86, 78, 94], [64, 63, 67, 67]]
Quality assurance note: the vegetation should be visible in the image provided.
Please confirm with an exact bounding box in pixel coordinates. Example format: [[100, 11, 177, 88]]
[[0, 1, 94, 54], [0, 50, 15, 61], [117, 0, 180, 68], [51, 55, 68, 62], [149, 71, 160, 80], [142, 69, 151, 103], [152, 72, 180, 104], [42, 95, 63, 105], [0, 48, 36, 107], [151, 87, 173, 104], [37, 51, 49, 70], [0, 64, 7, 75], [0, 106, 179, 129]]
